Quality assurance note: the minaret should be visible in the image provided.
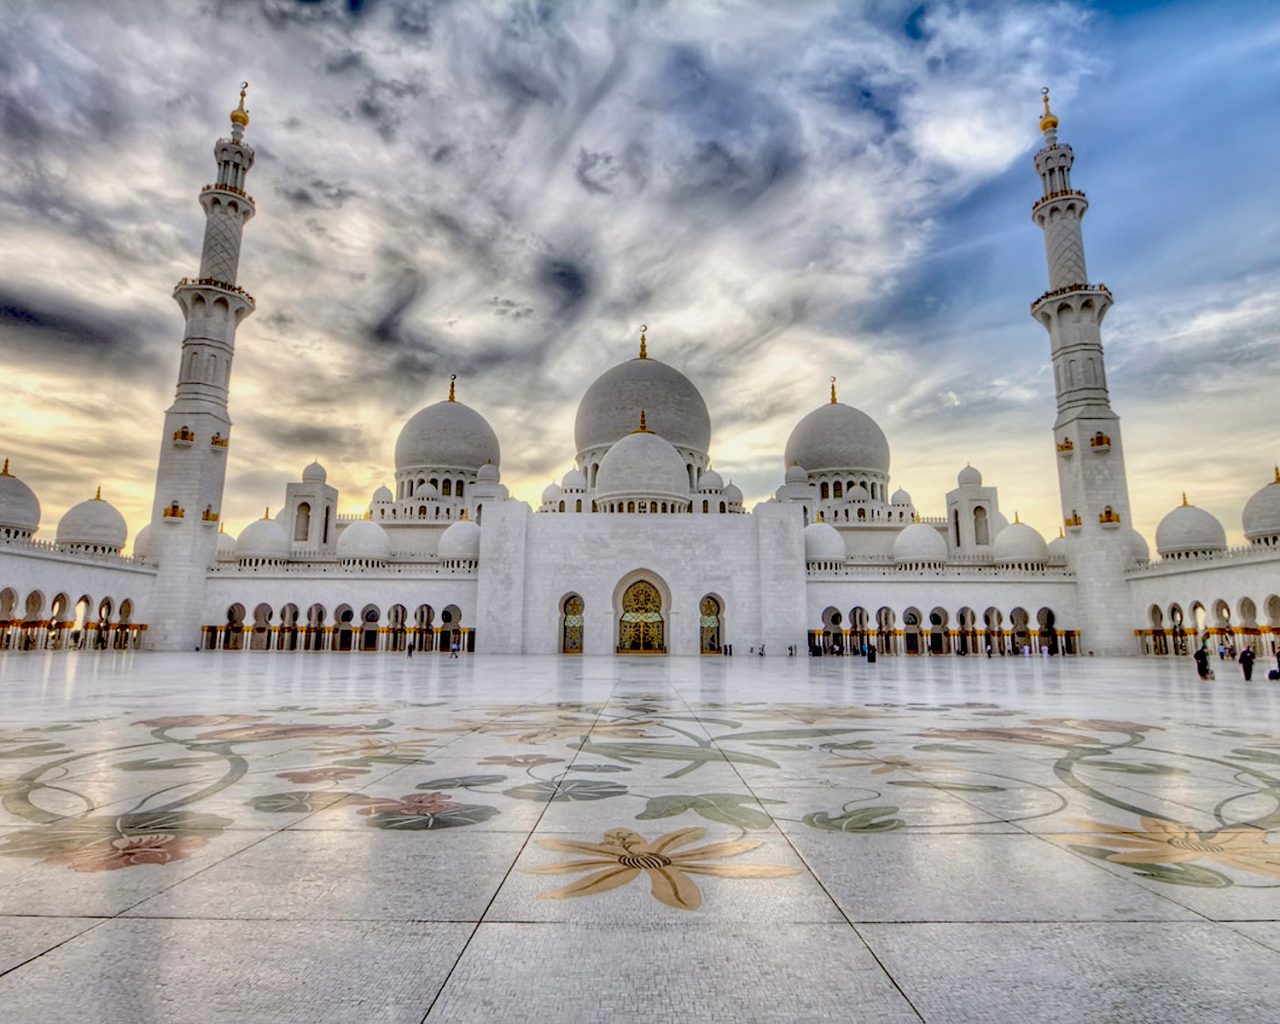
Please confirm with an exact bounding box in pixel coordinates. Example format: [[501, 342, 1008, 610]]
[[1029, 89, 1135, 655], [146, 85, 257, 650]]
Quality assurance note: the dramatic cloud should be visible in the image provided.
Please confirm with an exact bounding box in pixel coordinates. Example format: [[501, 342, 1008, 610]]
[[0, 0, 1276, 547]]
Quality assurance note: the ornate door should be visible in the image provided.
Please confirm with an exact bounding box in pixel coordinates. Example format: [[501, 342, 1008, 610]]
[[618, 581, 664, 653], [562, 595, 584, 654], [699, 596, 721, 654]]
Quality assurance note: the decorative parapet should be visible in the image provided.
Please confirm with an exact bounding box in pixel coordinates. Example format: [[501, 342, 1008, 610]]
[[1126, 543, 1280, 577], [1030, 282, 1112, 311], [210, 432, 229, 448], [207, 558, 479, 578], [172, 425, 195, 446], [1098, 508, 1121, 527], [1056, 438, 1074, 455], [201, 506, 219, 524], [162, 502, 185, 519], [0, 535, 154, 570], [1089, 431, 1111, 451], [1064, 512, 1083, 530]]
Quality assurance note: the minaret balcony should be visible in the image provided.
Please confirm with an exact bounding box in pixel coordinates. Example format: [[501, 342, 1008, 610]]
[[174, 277, 256, 308], [1031, 189, 1087, 214], [1088, 432, 1112, 452], [210, 433, 229, 450], [1098, 508, 1121, 528], [1030, 282, 1112, 315], [1056, 438, 1074, 457], [201, 506, 219, 525], [201, 183, 256, 205], [172, 426, 195, 447], [162, 502, 186, 521], [1064, 513, 1083, 532]]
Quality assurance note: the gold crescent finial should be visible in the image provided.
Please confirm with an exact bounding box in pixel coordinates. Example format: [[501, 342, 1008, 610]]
[[230, 82, 250, 128], [1181, 491, 1189, 507], [635, 409, 652, 433], [1014, 510, 1020, 523], [639, 323, 648, 360], [264, 506, 270, 519], [1039, 86, 1058, 133], [830, 376, 837, 404], [94, 485, 102, 501], [448, 373, 457, 402], [1273, 465, 1280, 484], [0, 458, 9, 477]]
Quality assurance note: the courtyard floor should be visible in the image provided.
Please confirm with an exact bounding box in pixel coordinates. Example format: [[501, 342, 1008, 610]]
[[0, 651, 1279, 1022]]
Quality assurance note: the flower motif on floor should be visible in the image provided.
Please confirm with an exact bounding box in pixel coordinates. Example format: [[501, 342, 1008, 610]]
[[424, 716, 655, 745], [43, 832, 211, 872], [1028, 718, 1162, 734], [194, 722, 389, 743], [523, 827, 803, 910], [1057, 816, 1280, 878], [275, 766, 369, 783], [133, 713, 268, 729], [357, 791, 465, 816], [479, 754, 564, 767], [831, 754, 949, 775], [917, 726, 1102, 748]]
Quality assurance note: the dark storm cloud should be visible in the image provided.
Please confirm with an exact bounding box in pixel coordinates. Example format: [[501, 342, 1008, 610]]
[[0, 287, 163, 374], [538, 258, 591, 312]]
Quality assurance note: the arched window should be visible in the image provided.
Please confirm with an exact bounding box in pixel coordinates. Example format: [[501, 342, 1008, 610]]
[[627, 500, 636, 513], [322, 505, 331, 544], [559, 500, 565, 512], [719, 501, 726, 513], [699, 595, 722, 654], [650, 501, 658, 513], [833, 482, 843, 499], [456, 480, 465, 497], [442, 479, 453, 496], [952, 509, 961, 547], [974, 506, 989, 546], [660, 502, 668, 513], [294, 502, 311, 542], [702, 499, 709, 513], [820, 482, 829, 499], [576, 499, 582, 512]]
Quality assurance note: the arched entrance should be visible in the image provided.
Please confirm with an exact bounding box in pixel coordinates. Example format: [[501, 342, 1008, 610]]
[[876, 606, 896, 655], [1149, 605, 1167, 656], [983, 607, 1003, 654], [903, 607, 922, 655], [618, 580, 665, 654], [928, 607, 950, 655], [250, 603, 273, 650], [1037, 607, 1059, 654], [849, 606, 869, 654], [1011, 607, 1031, 653], [699, 595, 722, 654], [360, 605, 381, 652], [414, 604, 435, 651], [334, 605, 355, 652], [224, 603, 245, 650], [1169, 603, 1187, 656], [562, 594, 584, 654]]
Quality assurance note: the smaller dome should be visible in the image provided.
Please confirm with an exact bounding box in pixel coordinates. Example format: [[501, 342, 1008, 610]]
[[890, 487, 912, 505], [785, 464, 807, 484], [477, 462, 500, 483], [215, 528, 237, 561], [542, 481, 563, 505], [372, 484, 394, 503], [56, 490, 127, 552], [0, 460, 40, 536], [1242, 468, 1280, 543], [302, 460, 327, 483], [235, 515, 290, 562], [1155, 499, 1227, 557], [595, 428, 690, 504], [561, 468, 586, 491], [337, 519, 391, 561], [698, 469, 724, 492], [893, 522, 948, 565], [804, 521, 846, 561], [132, 523, 153, 560], [992, 521, 1049, 565], [957, 465, 982, 487], [414, 481, 439, 499], [1121, 527, 1150, 562], [438, 519, 481, 560], [1047, 532, 1067, 559], [723, 482, 743, 505]]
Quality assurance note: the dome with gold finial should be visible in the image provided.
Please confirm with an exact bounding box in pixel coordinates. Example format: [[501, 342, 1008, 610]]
[[0, 458, 40, 539], [235, 508, 290, 563], [1242, 466, 1280, 545], [575, 326, 711, 458], [784, 378, 890, 476], [56, 487, 127, 553], [594, 410, 692, 509], [1039, 87, 1059, 133], [395, 375, 501, 474]]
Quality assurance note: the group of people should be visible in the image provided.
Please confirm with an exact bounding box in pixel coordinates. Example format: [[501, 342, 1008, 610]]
[[1194, 643, 1277, 681], [406, 641, 459, 659]]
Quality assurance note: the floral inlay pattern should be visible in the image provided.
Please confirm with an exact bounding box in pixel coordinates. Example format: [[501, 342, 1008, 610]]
[[523, 827, 802, 910]]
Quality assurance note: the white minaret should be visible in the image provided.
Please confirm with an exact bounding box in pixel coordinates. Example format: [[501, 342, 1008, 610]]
[[1030, 89, 1135, 655], [146, 85, 257, 650]]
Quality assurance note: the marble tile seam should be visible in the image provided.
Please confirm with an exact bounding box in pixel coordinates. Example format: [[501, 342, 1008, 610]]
[[0, 916, 109, 982]]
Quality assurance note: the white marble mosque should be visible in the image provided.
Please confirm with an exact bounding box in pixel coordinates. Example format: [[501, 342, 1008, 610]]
[[1, 88, 1278, 660]]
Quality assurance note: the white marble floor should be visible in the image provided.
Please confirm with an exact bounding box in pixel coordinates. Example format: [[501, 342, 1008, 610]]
[[1, 650, 1279, 1022]]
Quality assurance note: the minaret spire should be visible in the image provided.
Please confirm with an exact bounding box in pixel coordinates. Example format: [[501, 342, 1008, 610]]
[[830, 376, 837, 404], [146, 83, 259, 651], [1030, 89, 1134, 655], [639, 323, 648, 360]]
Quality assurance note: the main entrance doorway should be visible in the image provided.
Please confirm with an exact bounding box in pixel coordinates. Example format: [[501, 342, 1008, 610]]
[[618, 580, 665, 654]]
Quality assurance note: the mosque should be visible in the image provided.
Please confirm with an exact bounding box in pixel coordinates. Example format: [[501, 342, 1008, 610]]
[[1, 87, 1277, 660]]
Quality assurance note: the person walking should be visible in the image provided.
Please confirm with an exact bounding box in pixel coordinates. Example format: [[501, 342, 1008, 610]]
[[1240, 646, 1255, 681], [407, 641, 414, 659], [450, 639, 459, 659], [1194, 646, 1211, 680]]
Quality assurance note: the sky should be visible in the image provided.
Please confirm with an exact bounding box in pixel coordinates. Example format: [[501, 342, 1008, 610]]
[[1, 0, 1278, 550]]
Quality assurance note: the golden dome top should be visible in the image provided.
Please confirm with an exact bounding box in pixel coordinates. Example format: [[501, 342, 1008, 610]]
[[1039, 87, 1059, 133], [830, 376, 837, 405], [230, 82, 250, 127], [639, 323, 648, 360]]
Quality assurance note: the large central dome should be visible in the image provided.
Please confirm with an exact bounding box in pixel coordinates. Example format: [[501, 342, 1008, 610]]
[[784, 401, 890, 474], [575, 356, 711, 455], [395, 398, 501, 472]]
